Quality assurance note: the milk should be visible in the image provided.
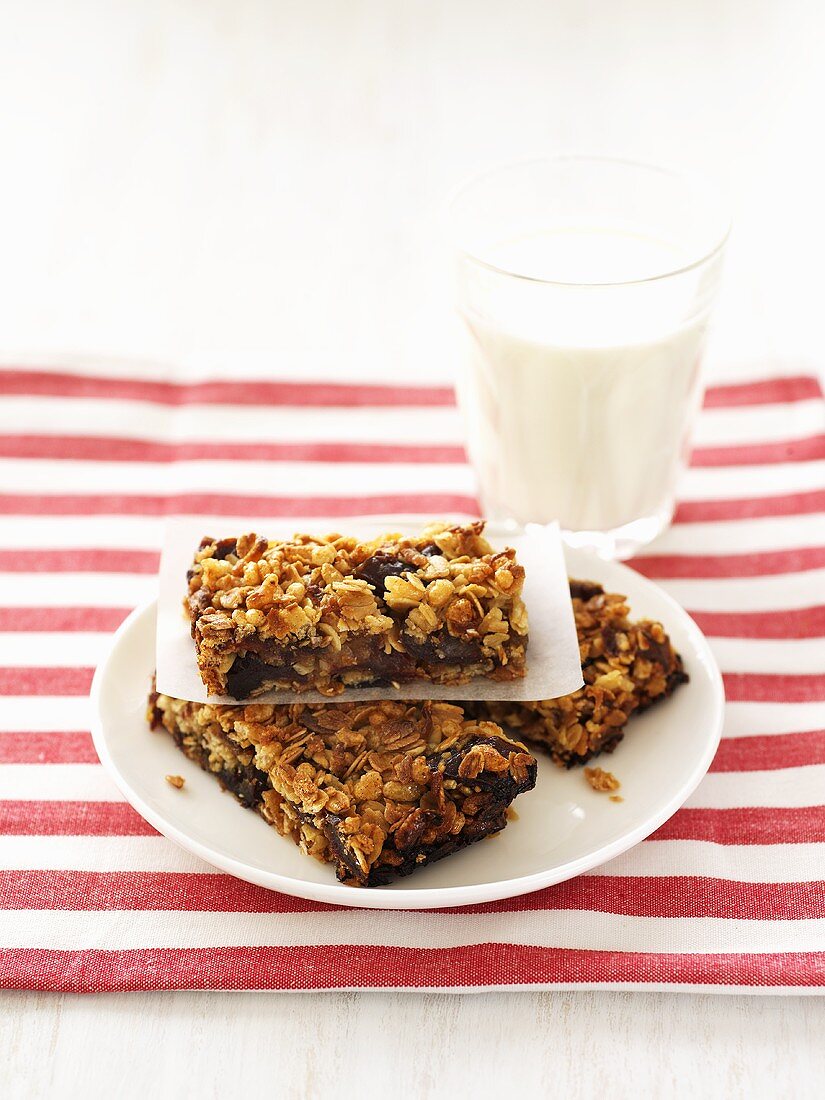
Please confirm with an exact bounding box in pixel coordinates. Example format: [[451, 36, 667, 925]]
[[456, 228, 711, 543]]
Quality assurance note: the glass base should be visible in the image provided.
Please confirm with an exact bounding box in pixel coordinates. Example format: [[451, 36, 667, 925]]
[[560, 505, 673, 561]]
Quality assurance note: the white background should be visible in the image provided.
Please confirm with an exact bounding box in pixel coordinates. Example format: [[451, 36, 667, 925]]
[[1, 0, 824, 1096]]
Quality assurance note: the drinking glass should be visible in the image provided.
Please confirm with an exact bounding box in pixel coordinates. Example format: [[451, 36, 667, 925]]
[[449, 156, 730, 558]]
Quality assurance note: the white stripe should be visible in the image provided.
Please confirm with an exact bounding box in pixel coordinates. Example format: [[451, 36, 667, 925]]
[[660, 569, 825, 610], [639, 513, 825, 555], [0, 835, 210, 872], [679, 459, 825, 499], [0, 697, 92, 730], [2, 392, 820, 448], [0, 358, 205, 382], [5, 757, 824, 808], [367, 983, 824, 995], [0, 573, 154, 606], [0, 633, 110, 667], [593, 840, 825, 881], [1, 566, 821, 615], [0, 396, 463, 446], [685, 765, 825, 809], [1, 835, 819, 883], [1, 908, 823, 952], [692, 400, 824, 446], [722, 702, 825, 738], [3, 513, 822, 563], [0, 516, 165, 550], [709, 637, 825, 674], [0, 512, 480, 550], [3, 455, 822, 501], [0, 458, 476, 497], [0, 701, 813, 745], [0, 764, 123, 801], [3, 631, 820, 676]]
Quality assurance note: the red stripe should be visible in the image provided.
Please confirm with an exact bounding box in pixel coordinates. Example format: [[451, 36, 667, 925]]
[[1, 944, 822, 992], [674, 489, 825, 522], [687, 606, 825, 640], [0, 434, 466, 465], [0, 801, 156, 836], [702, 375, 823, 407], [16, 431, 825, 468], [14, 430, 824, 467], [5, 799, 821, 844], [19, 545, 824, 581], [0, 668, 94, 695], [0, 607, 131, 632], [8, 667, 818, 702], [2, 728, 821, 771], [632, 546, 825, 579], [691, 434, 825, 466], [0, 732, 98, 764], [1, 871, 823, 921], [0, 727, 819, 771], [3, 604, 820, 641], [711, 731, 825, 773], [0, 369, 455, 408], [652, 806, 825, 844], [0, 492, 480, 517], [0, 549, 159, 574], [722, 673, 825, 704], [2, 368, 819, 410], [13, 490, 819, 523]]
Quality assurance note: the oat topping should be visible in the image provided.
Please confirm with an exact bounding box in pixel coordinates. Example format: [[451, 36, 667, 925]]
[[185, 522, 528, 698], [584, 766, 621, 793], [149, 690, 537, 887]]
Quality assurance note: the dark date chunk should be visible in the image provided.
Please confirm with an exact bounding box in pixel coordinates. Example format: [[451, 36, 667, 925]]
[[354, 551, 412, 592], [211, 537, 239, 561], [401, 630, 483, 667], [221, 763, 272, 808], [345, 637, 417, 682], [225, 652, 307, 698], [569, 580, 605, 601], [638, 627, 678, 672], [440, 735, 538, 796]]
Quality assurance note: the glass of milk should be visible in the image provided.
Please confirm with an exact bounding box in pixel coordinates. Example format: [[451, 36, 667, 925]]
[[449, 156, 730, 558]]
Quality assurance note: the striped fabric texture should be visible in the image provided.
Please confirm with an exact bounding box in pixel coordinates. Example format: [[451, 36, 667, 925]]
[[0, 364, 823, 993]]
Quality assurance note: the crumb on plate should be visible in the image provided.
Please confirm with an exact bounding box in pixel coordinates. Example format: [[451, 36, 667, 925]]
[[165, 774, 186, 789], [584, 766, 620, 793]]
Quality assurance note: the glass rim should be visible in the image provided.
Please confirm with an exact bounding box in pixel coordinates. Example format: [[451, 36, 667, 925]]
[[447, 154, 732, 288]]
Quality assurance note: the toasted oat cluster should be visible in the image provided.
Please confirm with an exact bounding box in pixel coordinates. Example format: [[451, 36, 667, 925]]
[[149, 690, 537, 886], [185, 522, 528, 698], [477, 580, 687, 767], [584, 766, 621, 793]]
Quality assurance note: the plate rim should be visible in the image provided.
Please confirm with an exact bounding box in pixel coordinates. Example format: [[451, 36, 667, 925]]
[[90, 552, 725, 910]]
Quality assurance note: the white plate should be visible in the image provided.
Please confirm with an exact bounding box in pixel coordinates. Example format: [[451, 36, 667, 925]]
[[90, 548, 724, 910]]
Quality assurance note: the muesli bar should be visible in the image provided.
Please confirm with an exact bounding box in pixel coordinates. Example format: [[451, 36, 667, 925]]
[[186, 522, 528, 698], [148, 691, 537, 886], [477, 580, 687, 767]]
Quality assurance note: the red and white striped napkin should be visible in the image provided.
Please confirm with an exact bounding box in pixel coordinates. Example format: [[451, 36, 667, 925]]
[[0, 364, 823, 993]]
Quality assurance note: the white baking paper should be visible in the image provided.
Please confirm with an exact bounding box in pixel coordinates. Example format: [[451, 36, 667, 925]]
[[155, 517, 583, 704]]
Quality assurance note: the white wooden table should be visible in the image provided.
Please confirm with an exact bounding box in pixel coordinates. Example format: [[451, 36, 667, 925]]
[[1, 2, 823, 1095]]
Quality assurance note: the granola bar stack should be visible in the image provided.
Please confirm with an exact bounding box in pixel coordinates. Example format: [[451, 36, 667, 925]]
[[152, 522, 539, 887], [152, 521, 687, 887]]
